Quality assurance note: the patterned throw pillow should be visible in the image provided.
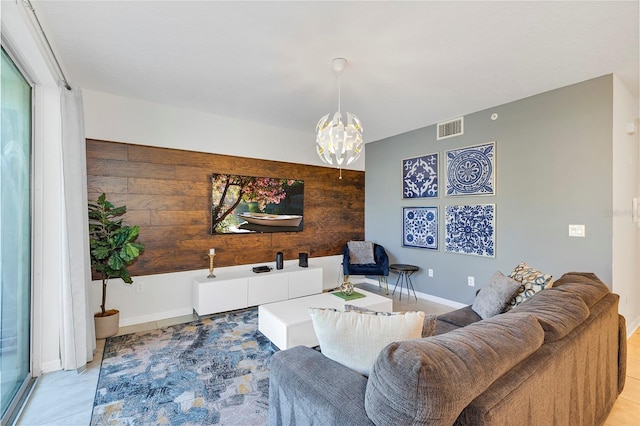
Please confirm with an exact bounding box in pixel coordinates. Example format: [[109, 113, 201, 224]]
[[506, 261, 554, 310], [308, 308, 424, 376], [347, 241, 376, 264]]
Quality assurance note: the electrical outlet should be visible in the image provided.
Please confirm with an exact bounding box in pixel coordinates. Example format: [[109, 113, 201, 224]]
[[135, 281, 144, 293], [428, 269, 434, 277], [467, 276, 475, 287]]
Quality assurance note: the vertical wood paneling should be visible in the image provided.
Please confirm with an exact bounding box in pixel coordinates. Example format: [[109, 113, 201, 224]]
[[86, 139, 365, 277]]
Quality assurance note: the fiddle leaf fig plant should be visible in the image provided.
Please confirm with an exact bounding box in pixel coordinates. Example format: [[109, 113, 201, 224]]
[[89, 193, 145, 316]]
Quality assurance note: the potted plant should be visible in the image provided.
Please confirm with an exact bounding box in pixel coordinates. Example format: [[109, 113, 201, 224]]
[[88, 193, 145, 339]]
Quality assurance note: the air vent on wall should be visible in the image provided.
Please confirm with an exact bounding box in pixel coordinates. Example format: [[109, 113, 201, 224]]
[[437, 117, 464, 140]]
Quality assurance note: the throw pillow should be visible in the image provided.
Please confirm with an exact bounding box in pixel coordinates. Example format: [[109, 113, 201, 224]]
[[344, 305, 437, 338], [472, 271, 522, 319], [347, 241, 376, 264], [506, 261, 554, 310], [308, 308, 424, 376]]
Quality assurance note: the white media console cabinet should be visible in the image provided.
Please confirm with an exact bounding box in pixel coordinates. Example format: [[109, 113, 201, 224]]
[[192, 265, 323, 316]]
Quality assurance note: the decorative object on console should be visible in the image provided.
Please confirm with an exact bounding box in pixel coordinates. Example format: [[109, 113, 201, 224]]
[[471, 271, 522, 319], [315, 57, 363, 179], [445, 141, 495, 196], [445, 204, 495, 257], [402, 153, 438, 198], [402, 207, 438, 250], [207, 248, 216, 278], [211, 173, 304, 234], [276, 251, 284, 270], [88, 193, 145, 339], [506, 261, 554, 310], [298, 252, 308, 267], [308, 308, 425, 376]]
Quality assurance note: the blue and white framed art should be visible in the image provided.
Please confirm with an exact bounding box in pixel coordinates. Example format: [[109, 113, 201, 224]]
[[445, 141, 495, 196], [444, 204, 495, 257], [403, 207, 438, 250], [402, 153, 438, 199]]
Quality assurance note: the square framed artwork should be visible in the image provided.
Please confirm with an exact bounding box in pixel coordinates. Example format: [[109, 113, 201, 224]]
[[402, 153, 438, 199], [444, 204, 495, 257], [445, 141, 495, 196], [403, 207, 438, 250]]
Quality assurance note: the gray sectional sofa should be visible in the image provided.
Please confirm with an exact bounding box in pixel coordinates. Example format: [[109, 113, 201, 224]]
[[268, 272, 627, 425]]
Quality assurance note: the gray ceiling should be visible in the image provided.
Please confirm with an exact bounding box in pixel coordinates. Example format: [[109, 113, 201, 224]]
[[33, 1, 639, 143]]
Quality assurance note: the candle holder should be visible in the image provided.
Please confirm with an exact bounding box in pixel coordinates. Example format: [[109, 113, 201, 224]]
[[207, 253, 216, 278]]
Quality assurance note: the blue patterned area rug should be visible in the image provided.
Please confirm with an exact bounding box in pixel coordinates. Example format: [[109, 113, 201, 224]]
[[91, 308, 275, 425]]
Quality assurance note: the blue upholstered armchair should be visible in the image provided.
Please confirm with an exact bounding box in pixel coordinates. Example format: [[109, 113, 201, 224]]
[[342, 243, 389, 294]]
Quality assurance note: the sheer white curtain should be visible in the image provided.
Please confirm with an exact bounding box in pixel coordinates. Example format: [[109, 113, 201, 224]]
[[59, 86, 95, 370]]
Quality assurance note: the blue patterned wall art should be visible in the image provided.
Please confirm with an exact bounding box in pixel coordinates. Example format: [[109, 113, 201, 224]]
[[402, 153, 438, 198], [403, 207, 438, 250], [445, 204, 495, 257], [445, 141, 495, 196]]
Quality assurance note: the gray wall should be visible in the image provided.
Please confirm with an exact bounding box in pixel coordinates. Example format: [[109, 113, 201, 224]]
[[365, 75, 613, 304]]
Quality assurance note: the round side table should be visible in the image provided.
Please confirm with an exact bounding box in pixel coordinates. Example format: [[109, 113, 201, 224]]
[[390, 264, 419, 300]]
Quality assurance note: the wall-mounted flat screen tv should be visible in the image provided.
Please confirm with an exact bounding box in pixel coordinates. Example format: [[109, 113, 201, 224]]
[[211, 173, 304, 234]]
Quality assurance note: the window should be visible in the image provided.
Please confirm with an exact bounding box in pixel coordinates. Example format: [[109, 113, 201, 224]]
[[0, 47, 33, 423]]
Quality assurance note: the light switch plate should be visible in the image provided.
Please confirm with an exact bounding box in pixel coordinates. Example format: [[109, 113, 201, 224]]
[[568, 224, 585, 237]]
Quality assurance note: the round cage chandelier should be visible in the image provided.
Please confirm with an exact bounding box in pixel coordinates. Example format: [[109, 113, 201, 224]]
[[315, 58, 363, 178]]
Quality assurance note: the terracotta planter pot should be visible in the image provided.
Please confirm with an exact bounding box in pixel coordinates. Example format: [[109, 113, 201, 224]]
[[94, 309, 120, 339]]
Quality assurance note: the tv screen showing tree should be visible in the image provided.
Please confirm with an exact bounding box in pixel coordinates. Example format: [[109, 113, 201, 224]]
[[211, 174, 304, 234]]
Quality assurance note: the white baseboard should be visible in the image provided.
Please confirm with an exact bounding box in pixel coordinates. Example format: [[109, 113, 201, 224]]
[[119, 307, 194, 327], [627, 315, 640, 339], [363, 278, 467, 309]]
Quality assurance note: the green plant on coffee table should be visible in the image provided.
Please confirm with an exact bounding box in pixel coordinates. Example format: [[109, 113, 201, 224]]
[[88, 193, 145, 316]]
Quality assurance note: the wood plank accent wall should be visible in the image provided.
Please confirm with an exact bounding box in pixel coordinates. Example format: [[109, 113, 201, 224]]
[[86, 139, 365, 277]]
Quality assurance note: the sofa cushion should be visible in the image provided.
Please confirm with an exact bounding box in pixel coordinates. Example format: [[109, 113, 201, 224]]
[[365, 312, 545, 426], [437, 305, 481, 327], [348, 241, 375, 264], [510, 289, 590, 342], [472, 271, 522, 319], [344, 304, 437, 338], [506, 261, 554, 309], [552, 272, 610, 308], [308, 308, 424, 376]]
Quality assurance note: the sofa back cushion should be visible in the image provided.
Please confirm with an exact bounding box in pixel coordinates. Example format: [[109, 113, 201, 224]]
[[552, 272, 610, 308], [510, 288, 590, 342], [364, 312, 545, 426]]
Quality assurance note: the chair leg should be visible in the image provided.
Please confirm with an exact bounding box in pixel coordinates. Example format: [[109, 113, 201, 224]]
[[378, 276, 389, 295]]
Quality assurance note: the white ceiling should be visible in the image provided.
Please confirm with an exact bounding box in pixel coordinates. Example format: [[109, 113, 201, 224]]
[[32, 0, 639, 143]]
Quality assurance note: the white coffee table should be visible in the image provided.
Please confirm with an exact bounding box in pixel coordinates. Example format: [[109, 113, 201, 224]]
[[258, 288, 393, 350]]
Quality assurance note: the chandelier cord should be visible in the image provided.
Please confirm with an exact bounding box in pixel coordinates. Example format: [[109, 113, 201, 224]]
[[337, 73, 342, 114]]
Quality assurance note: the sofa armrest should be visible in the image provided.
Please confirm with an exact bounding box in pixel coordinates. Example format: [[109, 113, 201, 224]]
[[269, 346, 374, 426]]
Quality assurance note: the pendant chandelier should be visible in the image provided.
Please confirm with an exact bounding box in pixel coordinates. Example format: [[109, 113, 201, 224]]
[[316, 58, 363, 178]]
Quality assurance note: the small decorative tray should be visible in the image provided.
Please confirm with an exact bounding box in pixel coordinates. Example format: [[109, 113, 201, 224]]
[[331, 291, 366, 301]]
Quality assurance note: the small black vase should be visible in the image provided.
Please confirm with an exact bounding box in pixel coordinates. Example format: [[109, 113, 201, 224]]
[[276, 251, 284, 269]]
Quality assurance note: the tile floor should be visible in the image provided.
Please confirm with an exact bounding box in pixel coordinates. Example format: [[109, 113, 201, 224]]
[[14, 283, 639, 425]]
